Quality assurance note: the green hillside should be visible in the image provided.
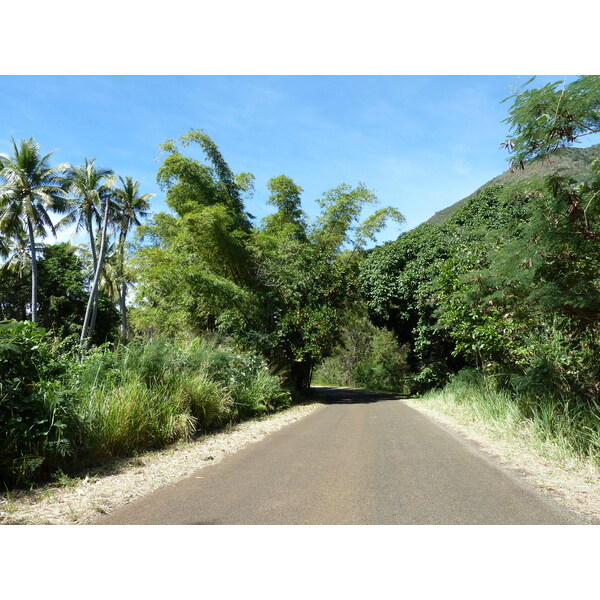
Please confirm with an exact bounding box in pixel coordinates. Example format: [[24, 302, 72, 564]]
[[426, 144, 600, 225]]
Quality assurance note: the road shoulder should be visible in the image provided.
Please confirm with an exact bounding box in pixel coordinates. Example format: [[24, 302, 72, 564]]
[[403, 398, 600, 524], [0, 402, 323, 525]]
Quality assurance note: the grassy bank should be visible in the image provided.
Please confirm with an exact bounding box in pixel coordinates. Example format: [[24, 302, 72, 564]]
[[415, 370, 600, 470], [0, 321, 291, 489]]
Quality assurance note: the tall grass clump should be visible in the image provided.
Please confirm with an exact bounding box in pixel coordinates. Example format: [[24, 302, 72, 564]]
[[73, 337, 291, 462], [422, 368, 600, 465], [177, 370, 232, 429], [76, 377, 195, 461]]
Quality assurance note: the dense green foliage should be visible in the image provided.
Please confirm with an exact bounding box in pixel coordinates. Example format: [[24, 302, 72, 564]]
[[313, 310, 410, 393], [0, 321, 290, 487], [361, 168, 600, 402], [0, 243, 119, 343], [360, 184, 529, 389], [2, 76, 599, 489], [132, 129, 402, 390], [357, 76, 600, 465], [0, 321, 77, 485]]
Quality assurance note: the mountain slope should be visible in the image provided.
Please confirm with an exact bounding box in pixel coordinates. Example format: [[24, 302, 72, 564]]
[[426, 144, 600, 226]]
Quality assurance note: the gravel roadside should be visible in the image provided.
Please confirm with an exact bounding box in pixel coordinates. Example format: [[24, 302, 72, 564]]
[[0, 402, 323, 525]]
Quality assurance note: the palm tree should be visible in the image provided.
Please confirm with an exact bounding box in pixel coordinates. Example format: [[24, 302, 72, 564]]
[[78, 239, 120, 302], [62, 159, 116, 347], [0, 228, 37, 319], [62, 158, 115, 274], [81, 187, 117, 348], [0, 138, 68, 322], [0, 226, 40, 277], [114, 176, 153, 337], [0, 229, 19, 261]]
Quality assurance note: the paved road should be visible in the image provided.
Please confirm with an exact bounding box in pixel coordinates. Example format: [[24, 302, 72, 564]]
[[96, 387, 583, 525]]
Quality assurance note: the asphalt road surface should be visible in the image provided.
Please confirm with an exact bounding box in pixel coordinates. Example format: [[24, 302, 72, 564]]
[[96, 387, 583, 525]]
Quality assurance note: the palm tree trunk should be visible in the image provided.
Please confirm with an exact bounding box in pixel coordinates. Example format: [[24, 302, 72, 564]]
[[88, 282, 100, 344], [87, 212, 97, 272], [26, 217, 38, 323], [119, 229, 128, 338], [119, 282, 128, 338], [82, 213, 99, 340], [81, 198, 110, 348]]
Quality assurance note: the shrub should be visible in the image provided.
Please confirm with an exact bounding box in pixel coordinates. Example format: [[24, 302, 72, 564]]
[[1, 329, 292, 488], [0, 321, 77, 486]]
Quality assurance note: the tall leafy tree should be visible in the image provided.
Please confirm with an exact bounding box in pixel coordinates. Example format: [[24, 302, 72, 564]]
[[134, 130, 403, 390], [133, 131, 258, 337], [254, 177, 404, 389], [0, 138, 68, 322], [157, 129, 252, 231]]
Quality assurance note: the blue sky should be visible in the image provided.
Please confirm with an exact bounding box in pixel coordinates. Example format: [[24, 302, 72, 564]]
[[2, 75, 598, 245]]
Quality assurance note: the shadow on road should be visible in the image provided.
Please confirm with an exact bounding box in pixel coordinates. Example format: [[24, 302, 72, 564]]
[[311, 386, 407, 405]]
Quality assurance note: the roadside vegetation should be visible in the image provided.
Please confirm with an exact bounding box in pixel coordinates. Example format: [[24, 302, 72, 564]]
[[0, 321, 291, 487], [421, 370, 600, 467], [0, 130, 402, 489], [1, 75, 599, 493], [357, 75, 600, 468]]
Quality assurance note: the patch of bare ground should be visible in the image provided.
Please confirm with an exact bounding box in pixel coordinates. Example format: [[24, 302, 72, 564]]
[[403, 398, 600, 524], [0, 402, 323, 525]]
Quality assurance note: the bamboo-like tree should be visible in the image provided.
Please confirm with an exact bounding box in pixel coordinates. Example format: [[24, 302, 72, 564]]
[[114, 176, 153, 337], [0, 138, 68, 322]]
